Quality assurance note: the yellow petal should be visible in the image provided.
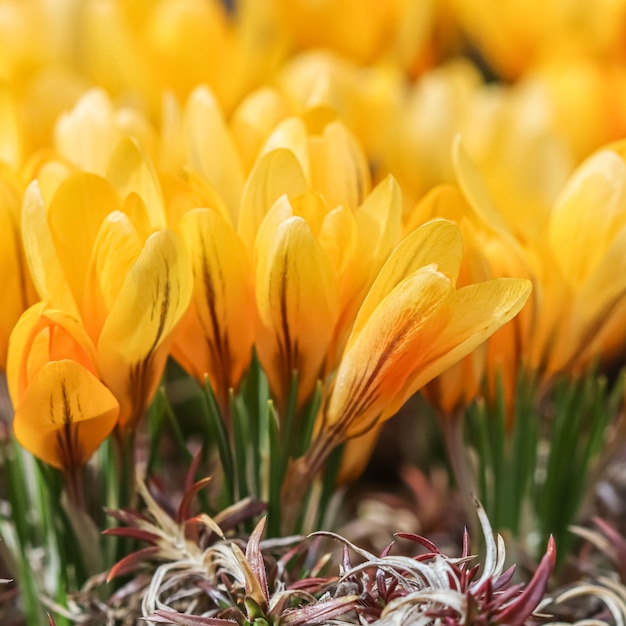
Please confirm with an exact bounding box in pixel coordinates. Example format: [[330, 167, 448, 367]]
[[84, 210, 144, 341], [547, 223, 626, 374], [54, 88, 118, 175], [21, 181, 78, 317], [452, 136, 522, 250], [7, 302, 48, 403], [0, 83, 20, 168], [423, 346, 486, 416], [328, 176, 402, 355], [81, 5, 158, 119], [106, 137, 166, 231], [577, 224, 626, 325], [383, 277, 532, 419], [405, 184, 470, 234], [319, 205, 359, 365], [253, 195, 297, 257], [97, 229, 192, 429], [260, 118, 310, 182], [7, 303, 99, 405], [549, 149, 626, 287], [578, 295, 626, 371], [354, 175, 403, 280], [158, 170, 220, 228], [319, 204, 358, 278], [172, 208, 255, 407], [336, 424, 382, 484], [255, 215, 338, 408], [24, 151, 77, 206], [120, 192, 153, 243], [46, 173, 121, 318], [238, 148, 308, 251], [325, 267, 453, 438], [184, 86, 245, 218], [188, 166, 234, 221], [13, 360, 119, 470], [231, 87, 291, 171], [144, 0, 230, 107], [349, 219, 462, 345], [309, 120, 370, 210], [0, 170, 36, 369], [158, 92, 185, 174], [289, 191, 328, 236]]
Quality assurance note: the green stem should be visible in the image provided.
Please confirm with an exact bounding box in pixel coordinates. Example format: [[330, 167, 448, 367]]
[[64, 465, 86, 513], [114, 429, 137, 510]]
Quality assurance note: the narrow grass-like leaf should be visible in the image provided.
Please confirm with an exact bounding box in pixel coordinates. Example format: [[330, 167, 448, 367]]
[[239, 355, 264, 496], [230, 389, 249, 503], [203, 376, 234, 504], [267, 400, 283, 537], [159, 387, 194, 465], [298, 380, 323, 457]]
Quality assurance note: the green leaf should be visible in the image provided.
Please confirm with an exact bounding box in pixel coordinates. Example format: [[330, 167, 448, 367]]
[[203, 376, 234, 505]]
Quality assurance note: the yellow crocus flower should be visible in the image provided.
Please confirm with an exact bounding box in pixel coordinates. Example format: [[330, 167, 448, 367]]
[[536, 145, 626, 377], [274, 51, 403, 165], [258, 114, 371, 213], [446, 136, 626, 387], [7, 303, 119, 471], [21, 172, 192, 435], [384, 59, 577, 219], [241, 144, 401, 410], [387, 60, 482, 211], [177, 86, 245, 218], [304, 219, 531, 473], [171, 207, 256, 416], [411, 187, 493, 417], [158, 86, 250, 221], [450, 139, 536, 409], [254, 192, 340, 411], [54, 88, 157, 177]]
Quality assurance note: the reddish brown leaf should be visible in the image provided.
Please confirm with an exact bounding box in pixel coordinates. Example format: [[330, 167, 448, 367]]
[[593, 517, 626, 582], [102, 527, 161, 543], [496, 535, 556, 626], [106, 546, 160, 582], [104, 507, 151, 526], [177, 476, 212, 523], [213, 497, 267, 531], [281, 594, 360, 625], [147, 609, 237, 625], [245, 517, 269, 607], [185, 448, 204, 493], [395, 532, 440, 555]]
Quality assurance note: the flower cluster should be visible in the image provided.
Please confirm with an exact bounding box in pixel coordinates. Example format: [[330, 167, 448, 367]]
[[2, 37, 534, 495], [1, 1, 626, 623]]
